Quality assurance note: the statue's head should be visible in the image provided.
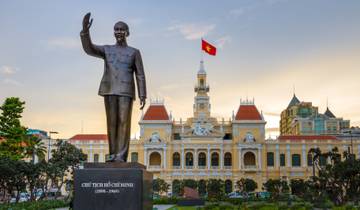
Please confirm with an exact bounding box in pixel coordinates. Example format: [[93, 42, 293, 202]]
[[114, 21, 129, 43]]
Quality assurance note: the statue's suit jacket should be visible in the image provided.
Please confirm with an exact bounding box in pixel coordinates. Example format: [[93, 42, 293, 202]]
[[80, 32, 146, 100]]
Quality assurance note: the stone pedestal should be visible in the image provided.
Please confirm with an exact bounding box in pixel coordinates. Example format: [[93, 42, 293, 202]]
[[74, 162, 153, 210]]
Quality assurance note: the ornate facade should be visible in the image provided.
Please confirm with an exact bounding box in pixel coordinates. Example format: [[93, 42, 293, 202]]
[[68, 61, 360, 193]]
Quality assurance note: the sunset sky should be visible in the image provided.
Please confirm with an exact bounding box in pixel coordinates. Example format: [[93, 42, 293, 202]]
[[1, 0, 360, 139]]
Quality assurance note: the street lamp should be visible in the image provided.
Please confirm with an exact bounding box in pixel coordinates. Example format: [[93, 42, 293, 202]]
[[48, 131, 59, 161]]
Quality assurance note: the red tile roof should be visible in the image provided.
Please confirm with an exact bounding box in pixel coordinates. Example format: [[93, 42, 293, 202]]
[[69, 134, 107, 141], [235, 105, 262, 120], [279, 135, 338, 141], [143, 105, 169, 120]]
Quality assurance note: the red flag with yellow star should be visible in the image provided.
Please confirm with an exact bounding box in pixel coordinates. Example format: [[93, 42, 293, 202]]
[[202, 39, 216, 56]]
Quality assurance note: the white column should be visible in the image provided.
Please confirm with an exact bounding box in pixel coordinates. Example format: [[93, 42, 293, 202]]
[[181, 145, 184, 170], [89, 143, 93, 162], [238, 148, 242, 169], [194, 149, 198, 168], [163, 146, 167, 168], [144, 148, 147, 166], [275, 144, 279, 168], [286, 145, 291, 167], [302, 144, 306, 167], [258, 147, 262, 169], [220, 146, 224, 170], [207, 144, 210, 170]]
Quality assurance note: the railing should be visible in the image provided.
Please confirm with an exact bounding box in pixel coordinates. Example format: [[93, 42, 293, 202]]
[[185, 166, 194, 169], [224, 166, 232, 170], [211, 166, 219, 170], [148, 165, 161, 170], [172, 166, 181, 169], [244, 165, 257, 169], [198, 166, 206, 170]]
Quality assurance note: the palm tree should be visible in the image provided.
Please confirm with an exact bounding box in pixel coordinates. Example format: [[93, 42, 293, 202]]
[[24, 135, 46, 163]]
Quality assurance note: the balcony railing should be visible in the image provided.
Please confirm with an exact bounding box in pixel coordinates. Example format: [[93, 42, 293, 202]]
[[211, 166, 219, 170], [148, 165, 161, 170], [224, 166, 232, 170], [198, 166, 206, 170], [172, 166, 181, 169], [185, 166, 194, 169], [243, 165, 257, 170]]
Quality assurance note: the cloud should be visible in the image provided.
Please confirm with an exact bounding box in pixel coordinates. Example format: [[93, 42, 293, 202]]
[[47, 37, 80, 49], [264, 112, 280, 117], [0, 65, 17, 75], [265, 0, 288, 5], [2, 78, 22, 86], [127, 17, 144, 26], [215, 36, 232, 48], [167, 23, 216, 40], [266, 127, 279, 132], [229, 8, 246, 18]]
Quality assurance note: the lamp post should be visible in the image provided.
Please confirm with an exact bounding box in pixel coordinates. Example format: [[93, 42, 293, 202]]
[[48, 131, 58, 161], [350, 130, 353, 155]]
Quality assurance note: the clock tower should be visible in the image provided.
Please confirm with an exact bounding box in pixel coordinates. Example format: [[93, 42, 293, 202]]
[[193, 60, 211, 120]]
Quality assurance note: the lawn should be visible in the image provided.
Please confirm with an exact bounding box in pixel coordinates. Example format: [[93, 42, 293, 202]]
[[167, 207, 199, 210]]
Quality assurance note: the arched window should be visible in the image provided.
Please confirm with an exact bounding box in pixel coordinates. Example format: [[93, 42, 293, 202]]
[[244, 152, 256, 167], [149, 152, 161, 166], [225, 180, 233, 193], [292, 154, 301, 167], [172, 152, 180, 166], [267, 152, 274, 167], [131, 152, 138, 162], [198, 152, 206, 167], [93, 154, 99, 163], [211, 152, 219, 167], [224, 152, 232, 166], [307, 153, 313, 166], [185, 152, 194, 166], [280, 154, 286, 167]]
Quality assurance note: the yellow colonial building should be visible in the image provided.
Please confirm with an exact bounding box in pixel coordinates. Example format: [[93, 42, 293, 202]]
[[68, 61, 360, 193]]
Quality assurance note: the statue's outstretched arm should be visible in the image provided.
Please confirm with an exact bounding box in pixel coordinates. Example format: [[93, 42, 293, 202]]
[[80, 12, 105, 58]]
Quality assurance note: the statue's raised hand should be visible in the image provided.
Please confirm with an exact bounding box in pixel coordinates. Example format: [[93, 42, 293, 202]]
[[82, 12, 93, 32]]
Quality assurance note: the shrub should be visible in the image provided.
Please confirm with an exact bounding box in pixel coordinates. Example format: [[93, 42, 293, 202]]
[[153, 196, 179, 204], [0, 200, 69, 210]]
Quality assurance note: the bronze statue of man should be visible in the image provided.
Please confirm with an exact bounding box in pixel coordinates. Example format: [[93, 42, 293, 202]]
[[80, 13, 146, 162]]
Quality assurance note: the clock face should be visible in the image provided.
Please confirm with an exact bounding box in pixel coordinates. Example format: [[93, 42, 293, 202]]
[[245, 132, 255, 142], [192, 122, 213, 136], [150, 132, 160, 142]]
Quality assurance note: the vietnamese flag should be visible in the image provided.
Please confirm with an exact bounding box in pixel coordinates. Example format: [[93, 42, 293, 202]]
[[202, 39, 216, 56]]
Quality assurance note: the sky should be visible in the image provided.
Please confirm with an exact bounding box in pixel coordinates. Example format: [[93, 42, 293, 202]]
[[1, 0, 360, 139]]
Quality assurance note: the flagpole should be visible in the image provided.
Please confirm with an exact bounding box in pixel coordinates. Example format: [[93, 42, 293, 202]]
[[200, 37, 204, 62]]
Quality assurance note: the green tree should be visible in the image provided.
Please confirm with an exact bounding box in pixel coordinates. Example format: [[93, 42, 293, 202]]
[[45, 140, 86, 199], [198, 179, 207, 196], [172, 179, 182, 196], [24, 135, 46, 163], [206, 179, 224, 200], [0, 97, 27, 160], [183, 179, 198, 190], [236, 178, 257, 193], [23, 160, 47, 201], [0, 156, 27, 202], [263, 179, 289, 200], [152, 178, 170, 196]]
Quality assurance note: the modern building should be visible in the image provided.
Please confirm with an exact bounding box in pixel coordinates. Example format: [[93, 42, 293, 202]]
[[68, 61, 359, 193], [280, 95, 350, 135]]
